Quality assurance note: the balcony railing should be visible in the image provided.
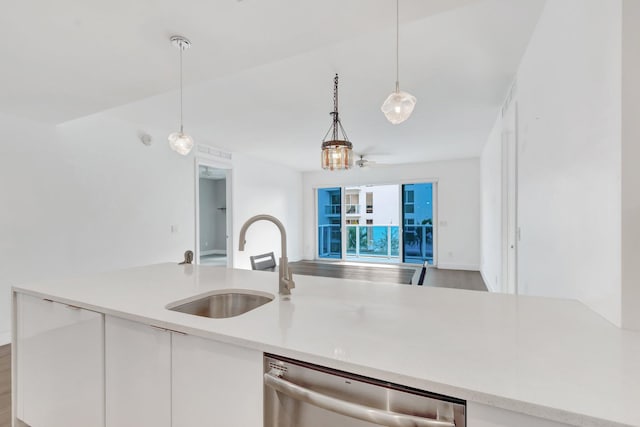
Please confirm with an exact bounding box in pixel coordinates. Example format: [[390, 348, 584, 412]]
[[318, 224, 342, 259], [402, 225, 433, 264], [323, 204, 341, 215], [319, 224, 434, 263], [345, 204, 360, 215], [347, 225, 399, 258]]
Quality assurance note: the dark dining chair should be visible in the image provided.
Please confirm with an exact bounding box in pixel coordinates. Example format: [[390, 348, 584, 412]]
[[250, 252, 277, 272], [410, 261, 430, 285]]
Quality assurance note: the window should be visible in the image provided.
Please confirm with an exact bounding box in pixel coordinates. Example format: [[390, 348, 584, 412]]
[[366, 192, 373, 213], [405, 190, 414, 203], [345, 193, 359, 205], [366, 219, 373, 225], [345, 192, 360, 214]]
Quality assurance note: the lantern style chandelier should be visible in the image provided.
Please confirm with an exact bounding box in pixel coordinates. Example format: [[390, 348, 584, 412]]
[[381, 0, 417, 124], [168, 35, 194, 155], [321, 74, 354, 170]]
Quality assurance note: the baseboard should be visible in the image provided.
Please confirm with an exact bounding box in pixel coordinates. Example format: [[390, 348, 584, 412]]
[[437, 263, 480, 271], [0, 330, 10, 346], [201, 249, 226, 256], [480, 269, 498, 293]]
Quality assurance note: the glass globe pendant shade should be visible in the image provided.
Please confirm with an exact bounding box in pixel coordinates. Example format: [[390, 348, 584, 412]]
[[381, 90, 417, 124], [168, 131, 194, 156], [321, 140, 353, 170]]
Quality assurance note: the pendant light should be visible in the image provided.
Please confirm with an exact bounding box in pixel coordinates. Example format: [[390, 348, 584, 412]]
[[168, 35, 194, 155], [321, 74, 354, 170], [381, 0, 416, 124]]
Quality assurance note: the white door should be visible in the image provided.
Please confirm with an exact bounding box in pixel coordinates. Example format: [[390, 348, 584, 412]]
[[171, 333, 263, 427], [16, 293, 104, 427], [105, 316, 171, 427]]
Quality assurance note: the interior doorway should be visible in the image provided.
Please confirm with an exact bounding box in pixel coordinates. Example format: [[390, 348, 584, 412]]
[[196, 163, 232, 267]]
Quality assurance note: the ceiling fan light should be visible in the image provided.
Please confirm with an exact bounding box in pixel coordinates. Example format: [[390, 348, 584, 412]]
[[168, 131, 194, 156], [381, 90, 417, 124]]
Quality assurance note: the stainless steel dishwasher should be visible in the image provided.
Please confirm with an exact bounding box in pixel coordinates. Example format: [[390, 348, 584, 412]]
[[264, 354, 466, 427]]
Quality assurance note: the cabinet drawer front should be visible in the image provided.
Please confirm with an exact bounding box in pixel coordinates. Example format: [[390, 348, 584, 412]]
[[105, 316, 171, 427], [171, 333, 263, 427], [17, 294, 104, 427]]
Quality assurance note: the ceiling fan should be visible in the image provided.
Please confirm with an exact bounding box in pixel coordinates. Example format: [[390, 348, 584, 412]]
[[355, 154, 378, 168]]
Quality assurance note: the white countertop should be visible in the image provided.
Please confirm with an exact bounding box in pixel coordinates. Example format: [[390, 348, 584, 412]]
[[13, 263, 640, 427]]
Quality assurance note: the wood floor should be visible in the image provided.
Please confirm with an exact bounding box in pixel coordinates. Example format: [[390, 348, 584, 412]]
[[289, 260, 487, 291], [289, 260, 417, 284], [424, 267, 487, 291], [0, 344, 10, 427]]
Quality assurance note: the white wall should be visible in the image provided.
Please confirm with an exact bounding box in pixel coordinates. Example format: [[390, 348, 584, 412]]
[[55, 114, 196, 274], [0, 112, 194, 343], [0, 113, 67, 343], [621, 0, 640, 330], [231, 152, 303, 270], [480, 114, 503, 292], [489, 0, 623, 326], [302, 158, 480, 270], [0, 112, 304, 344]]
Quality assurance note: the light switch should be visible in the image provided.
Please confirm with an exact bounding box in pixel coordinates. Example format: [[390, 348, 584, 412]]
[[171, 224, 180, 233]]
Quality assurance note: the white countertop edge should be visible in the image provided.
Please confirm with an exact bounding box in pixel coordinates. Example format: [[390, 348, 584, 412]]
[[11, 286, 630, 427]]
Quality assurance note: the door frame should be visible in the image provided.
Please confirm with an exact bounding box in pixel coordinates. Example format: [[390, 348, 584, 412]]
[[314, 179, 438, 267], [194, 157, 233, 268], [501, 85, 519, 295], [314, 186, 343, 260]]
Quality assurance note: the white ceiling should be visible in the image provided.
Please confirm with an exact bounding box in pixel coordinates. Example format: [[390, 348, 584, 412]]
[[1, 0, 545, 171]]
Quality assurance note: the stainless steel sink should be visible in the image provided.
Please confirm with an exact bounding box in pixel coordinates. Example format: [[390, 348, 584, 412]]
[[167, 290, 274, 319]]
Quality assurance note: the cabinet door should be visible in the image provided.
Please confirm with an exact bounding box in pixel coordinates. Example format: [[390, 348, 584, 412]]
[[467, 402, 572, 427], [16, 293, 104, 427], [172, 333, 263, 427], [105, 316, 171, 427]]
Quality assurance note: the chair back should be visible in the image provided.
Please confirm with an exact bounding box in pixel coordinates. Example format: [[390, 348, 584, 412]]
[[250, 252, 277, 271], [410, 261, 430, 285]]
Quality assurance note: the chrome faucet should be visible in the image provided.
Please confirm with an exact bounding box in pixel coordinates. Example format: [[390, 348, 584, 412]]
[[238, 214, 295, 295]]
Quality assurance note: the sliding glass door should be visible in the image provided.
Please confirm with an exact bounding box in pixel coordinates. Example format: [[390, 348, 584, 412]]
[[317, 187, 342, 259], [317, 183, 434, 264], [402, 183, 434, 264]]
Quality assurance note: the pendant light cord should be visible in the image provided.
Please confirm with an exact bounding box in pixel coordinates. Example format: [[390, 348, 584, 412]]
[[333, 74, 339, 141], [179, 46, 184, 133], [396, 0, 400, 93], [322, 73, 350, 143]]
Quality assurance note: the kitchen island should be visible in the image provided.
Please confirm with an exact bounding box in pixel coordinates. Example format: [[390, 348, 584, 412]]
[[11, 263, 640, 427]]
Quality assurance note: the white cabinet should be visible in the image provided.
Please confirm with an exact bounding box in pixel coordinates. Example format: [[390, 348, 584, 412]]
[[467, 402, 573, 427], [105, 316, 171, 427], [171, 333, 263, 427], [16, 293, 104, 427]]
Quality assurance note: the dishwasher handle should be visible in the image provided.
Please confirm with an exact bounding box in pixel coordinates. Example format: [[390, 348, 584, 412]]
[[264, 371, 455, 427]]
